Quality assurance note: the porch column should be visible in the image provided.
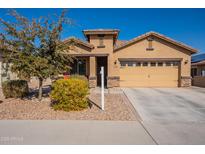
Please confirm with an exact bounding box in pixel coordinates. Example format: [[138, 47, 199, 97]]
[[89, 56, 96, 88], [107, 54, 120, 88]]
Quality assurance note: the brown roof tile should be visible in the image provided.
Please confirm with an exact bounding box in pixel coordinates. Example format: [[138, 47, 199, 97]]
[[62, 37, 94, 49], [114, 31, 197, 53], [115, 40, 128, 47]]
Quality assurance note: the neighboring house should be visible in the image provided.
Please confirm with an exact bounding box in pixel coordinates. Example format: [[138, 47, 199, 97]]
[[0, 53, 18, 87], [191, 53, 205, 87], [0, 65, 17, 86], [63, 29, 197, 88], [0, 53, 2, 87]]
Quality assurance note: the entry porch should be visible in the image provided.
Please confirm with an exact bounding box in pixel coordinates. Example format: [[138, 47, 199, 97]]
[[70, 54, 118, 88]]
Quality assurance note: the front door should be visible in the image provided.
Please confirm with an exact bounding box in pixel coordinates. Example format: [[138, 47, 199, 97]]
[[96, 57, 107, 87]]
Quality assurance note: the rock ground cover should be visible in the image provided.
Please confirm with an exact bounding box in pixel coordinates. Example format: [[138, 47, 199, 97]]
[[0, 79, 137, 121]]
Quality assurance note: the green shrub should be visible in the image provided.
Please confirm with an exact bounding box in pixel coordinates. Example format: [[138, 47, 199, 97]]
[[2, 80, 29, 98], [70, 74, 88, 82], [50, 78, 89, 111], [52, 74, 88, 83]]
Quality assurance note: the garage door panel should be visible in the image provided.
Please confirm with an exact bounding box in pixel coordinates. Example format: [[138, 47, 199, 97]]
[[147, 81, 178, 87], [120, 81, 150, 87], [119, 64, 179, 87]]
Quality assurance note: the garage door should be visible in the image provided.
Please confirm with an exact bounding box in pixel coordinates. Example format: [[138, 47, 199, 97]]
[[119, 61, 179, 87]]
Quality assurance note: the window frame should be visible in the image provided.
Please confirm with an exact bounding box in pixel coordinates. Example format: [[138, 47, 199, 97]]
[[172, 61, 180, 66], [142, 62, 148, 67], [127, 61, 134, 67], [120, 61, 127, 67], [157, 62, 163, 67], [150, 62, 157, 67], [165, 61, 172, 66], [135, 62, 141, 67]]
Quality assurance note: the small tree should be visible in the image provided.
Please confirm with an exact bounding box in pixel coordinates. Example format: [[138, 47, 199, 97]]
[[0, 9, 73, 100]]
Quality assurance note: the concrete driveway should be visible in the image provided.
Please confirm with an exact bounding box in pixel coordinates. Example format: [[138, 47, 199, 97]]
[[123, 87, 205, 144]]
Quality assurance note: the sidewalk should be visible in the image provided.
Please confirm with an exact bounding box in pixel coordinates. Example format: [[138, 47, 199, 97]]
[[0, 120, 155, 145]]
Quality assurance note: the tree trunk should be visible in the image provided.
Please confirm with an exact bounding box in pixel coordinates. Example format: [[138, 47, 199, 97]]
[[38, 78, 43, 101]]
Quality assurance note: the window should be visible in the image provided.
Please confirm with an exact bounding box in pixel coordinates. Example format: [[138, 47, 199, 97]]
[[146, 37, 154, 51], [172, 61, 179, 66], [202, 69, 205, 77], [120, 61, 127, 67], [99, 37, 104, 46], [142, 62, 148, 66], [165, 62, 171, 66], [150, 62, 156, 67], [127, 61, 134, 67], [158, 62, 163, 66], [191, 68, 197, 77], [70, 59, 86, 75], [135, 62, 141, 67], [97, 34, 105, 48], [120, 61, 142, 67]]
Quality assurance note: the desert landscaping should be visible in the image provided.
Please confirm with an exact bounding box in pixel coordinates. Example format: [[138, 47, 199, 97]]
[[0, 79, 137, 121]]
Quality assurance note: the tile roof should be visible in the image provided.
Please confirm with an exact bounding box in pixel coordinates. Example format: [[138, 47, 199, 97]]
[[83, 29, 120, 32], [62, 37, 94, 49], [83, 29, 120, 44], [115, 40, 128, 47], [114, 31, 197, 53], [83, 29, 120, 37]]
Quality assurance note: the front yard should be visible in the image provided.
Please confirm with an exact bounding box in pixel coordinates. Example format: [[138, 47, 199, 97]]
[[0, 80, 137, 121]]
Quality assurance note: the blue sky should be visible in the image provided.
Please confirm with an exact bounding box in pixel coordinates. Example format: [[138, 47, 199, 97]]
[[0, 8, 205, 54]]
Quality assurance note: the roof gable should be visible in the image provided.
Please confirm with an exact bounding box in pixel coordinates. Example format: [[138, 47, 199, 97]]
[[58, 37, 94, 55], [114, 31, 197, 53], [62, 37, 94, 49]]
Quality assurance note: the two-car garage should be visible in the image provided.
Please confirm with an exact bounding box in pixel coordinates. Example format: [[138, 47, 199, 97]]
[[112, 32, 196, 88], [119, 59, 180, 87]]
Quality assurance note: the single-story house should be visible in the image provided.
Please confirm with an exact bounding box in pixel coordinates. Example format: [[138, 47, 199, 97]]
[[64, 29, 197, 88], [0, 29, 198, 88], [191, 53, 205, 87]]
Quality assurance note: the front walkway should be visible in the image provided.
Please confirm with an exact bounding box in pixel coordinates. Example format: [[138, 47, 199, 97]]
[[0, 120, 156, 144], [90, 87, 123, 94]]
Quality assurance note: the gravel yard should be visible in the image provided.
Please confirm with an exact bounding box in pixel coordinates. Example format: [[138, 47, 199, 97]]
[[0, 87, 137, 121]]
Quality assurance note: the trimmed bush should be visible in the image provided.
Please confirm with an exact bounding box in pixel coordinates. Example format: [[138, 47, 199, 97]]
[[52, 74, 88, 83], [70, 74, 88, 82], [2, 80, 29, 98], [50, 78, 89, 111]]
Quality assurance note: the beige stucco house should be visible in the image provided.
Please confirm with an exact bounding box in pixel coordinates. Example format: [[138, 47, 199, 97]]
[[55, 29, 198, 88], [191, 53, 205, 87]]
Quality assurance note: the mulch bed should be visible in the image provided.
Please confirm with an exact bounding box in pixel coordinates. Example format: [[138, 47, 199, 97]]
[[0, 89, 137, 121]]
